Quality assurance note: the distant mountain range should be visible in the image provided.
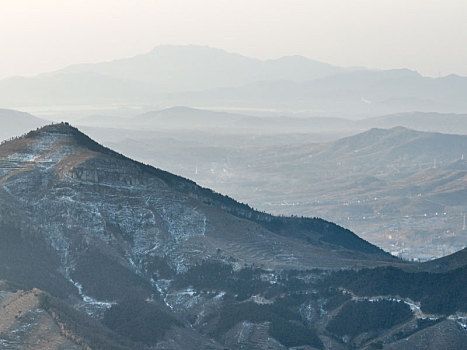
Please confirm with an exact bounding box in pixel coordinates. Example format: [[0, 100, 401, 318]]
[[363, 111, 467, 134], [78, 106, 467, 136], [1, 45, 467, 117], [0, 123, 465, 349], [7, 104, 467, 142], [60, 45, 346, 92], [214, 127, 467, 259], [0, 45, 346, 107], [174, 70, 467, 117]]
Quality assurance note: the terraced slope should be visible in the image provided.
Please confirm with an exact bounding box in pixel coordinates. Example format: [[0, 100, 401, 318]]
[[0, 124, 393, 298], [0, 124, 465, 349]]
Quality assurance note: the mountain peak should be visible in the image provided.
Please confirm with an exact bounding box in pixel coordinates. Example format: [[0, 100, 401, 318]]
[[4, 122, 121, 163], [30, 121, 78, 135], [23, 122, 103, 150], [1, 123, 391, 261]]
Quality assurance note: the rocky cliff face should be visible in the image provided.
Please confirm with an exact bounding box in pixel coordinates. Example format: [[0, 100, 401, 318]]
[[0, 123, 464, 349]]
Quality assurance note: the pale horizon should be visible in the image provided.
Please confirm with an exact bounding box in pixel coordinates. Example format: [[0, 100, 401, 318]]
[[1, 0, 467, 79]]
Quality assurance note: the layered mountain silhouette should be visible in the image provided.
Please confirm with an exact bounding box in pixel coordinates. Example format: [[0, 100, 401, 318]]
[[59, 45, 345, 92], [0, 124, 465, 349], [0, 45, 345, 107], [361, 111, 467, 135], [1, 45, 467, 117], [178, 69, 467, 117]]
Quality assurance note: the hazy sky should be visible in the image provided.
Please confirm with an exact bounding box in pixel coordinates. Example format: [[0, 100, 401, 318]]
[[1, 0, 466, 79]]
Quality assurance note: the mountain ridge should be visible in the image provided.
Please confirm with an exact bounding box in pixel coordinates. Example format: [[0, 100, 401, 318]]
[[17, 123, 391, 257], [0, 123, 466, 349]]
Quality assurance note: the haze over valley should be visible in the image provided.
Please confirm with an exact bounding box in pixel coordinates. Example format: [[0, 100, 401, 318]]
[[4, 46, 467, 120], [4, 101, 467, 260], [1, 2, 467, 348], [0, 122, 465, 349], [67, 115, 467, 260]]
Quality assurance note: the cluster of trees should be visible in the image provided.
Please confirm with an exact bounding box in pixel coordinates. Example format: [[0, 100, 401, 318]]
[[175, 261, 330, 301], [173, 261, 271, 300], [38, 292, 137, 349], [174, 261, 327, 347], [325, 265, 467, 314], [0, 220, 77, 299], [71, 249, 153, 301], [391, 318, 442, 342], [103, 297, 181, 345], [326, 300, 412, 337], [323, 292, 351, 311], [214, 299, 323, 349]]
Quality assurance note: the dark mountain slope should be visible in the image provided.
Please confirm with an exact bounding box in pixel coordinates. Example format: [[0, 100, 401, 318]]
[[0, 123, 396, 304], [16, 123, 389, 257], [406, 248, 467, 273], [0, 202, 78, 300], [174, 126, 465, 259], [0, 285, 141, 349], [0, 123, 465, 349]]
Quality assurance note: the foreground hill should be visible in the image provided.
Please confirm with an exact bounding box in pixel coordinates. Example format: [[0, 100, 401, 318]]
[[0, 123, 389, 272], [92, 124, 467, 259], [0, 124, 465, 349], [0, 123, 391, 293]]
